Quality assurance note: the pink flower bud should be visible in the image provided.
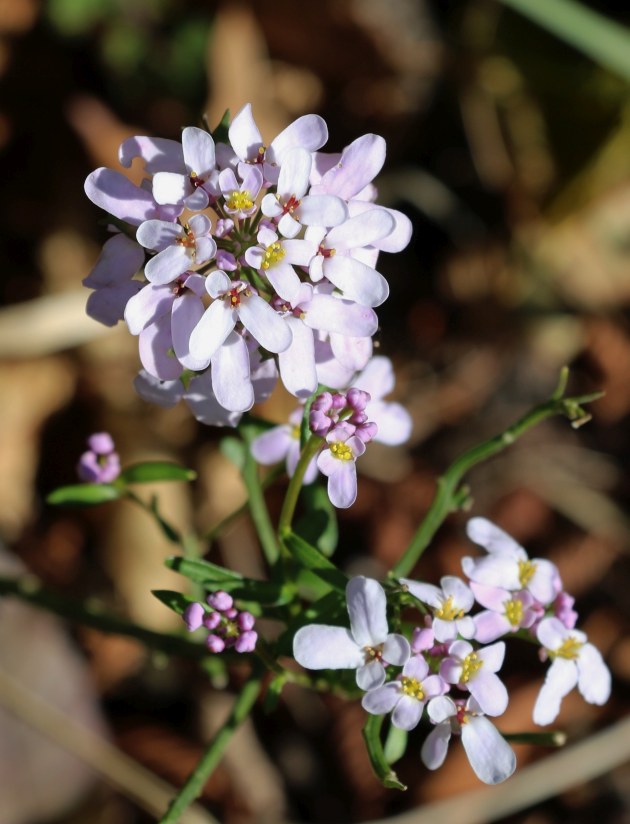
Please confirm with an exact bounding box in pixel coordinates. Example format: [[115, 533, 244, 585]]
[[237, 611, 255, 631], [206, 634, 226, 653], [207, 591, 233, 612], [202, 611, 221, 630], [183, 602, 204, 632], [234, 630, 258, 653], [87, 432, 115, 455]]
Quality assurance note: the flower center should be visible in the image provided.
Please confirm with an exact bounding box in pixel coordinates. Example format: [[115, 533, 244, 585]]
[[504, 597, 523, 626], [364, 645, 383, 663], [518, 559, 537, 587], [461, 651, 482, 683], [318, 244, 336, 258], [434, 595, 464, 622], [176, 223, 196, 251], [189, 171, 206, 188], [456, 705, 469, 726], [223, 285, 251, 308], [330, 442, 353, 461], [401, 676, 425, 701], [227, 190, 253, 211], [281, 194, 301, 215], [261, 241, 285, 269], [553, 636, 583, 660], [171, 277, 188, 297]]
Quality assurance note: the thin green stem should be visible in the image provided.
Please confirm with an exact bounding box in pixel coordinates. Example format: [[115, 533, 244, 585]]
[[239, 427, 282, 566], [159, 673, 263, 824], [278, 434, 322, 536], [392, 378, 603, 578]]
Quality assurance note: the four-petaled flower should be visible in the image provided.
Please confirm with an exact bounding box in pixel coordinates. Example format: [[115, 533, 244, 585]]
[[440, 640, 509, 716], [293, 576, 410, 690], [401, 575, 476, 643]]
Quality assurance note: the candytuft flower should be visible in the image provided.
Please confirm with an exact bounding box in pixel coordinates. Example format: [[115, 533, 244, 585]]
[[293, 576, 410, 690], [77, 432, 121, 484]]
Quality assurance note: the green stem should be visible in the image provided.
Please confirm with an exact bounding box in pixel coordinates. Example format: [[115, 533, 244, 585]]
[[392, 376, 602, 578], [239, 428, 282, 566], [0, 575, 207, 660], [278, 434, 322, 536], [159, 674, 263, 823]]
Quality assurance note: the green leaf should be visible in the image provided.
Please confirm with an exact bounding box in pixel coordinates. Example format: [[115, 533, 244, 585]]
[[363, 715, 407, 791], [294, 483, 338, 557], [166, 556, 243, 584], [384, 724, 408, 765], [148, 496, 181, 544], [211, 108, 231, 144], [46, 483, 121, 506], [275, 590, 347, 656], [262, 674, 286, 713], [219, 437, 247, 470], [282, 530, 347, 591], [152, 589, 198, 616], [119, 461, 196, 484], [165, 557, 291, 606]]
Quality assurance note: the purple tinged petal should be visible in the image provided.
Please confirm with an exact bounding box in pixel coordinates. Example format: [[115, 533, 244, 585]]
[[577, 644, 611, 705], [277, 147, 312, 199], [313, 134, 386, 199], [144, 244, 190, 285], [439, 658, 463, 685], [478, 641, 506, 673], [356, 659, 386, 691], [361, 683, 400, 715], [346, 576, 389, 648], [421, 724, 452, 770], [84, 233, 144, 287], [326, 460, 358, 508], [137, 219, 183, 252], [133, 370, 183, 407], [210, 331, 254, 413], [293, 624, 363, 670], [119, 135, 184, 173], [468, 673, 509, 717], [138, 315, 182, 381], [322, 256, 389, 307], [463, 555, 522, 590], [125, 283, 174, 334], [184, 372, 242, 427], [466, 517, 526, 557], [427, 696, 457, 724], [250, 426, 292, 465], [424, 675, 447, 698], [278, 318, 317, 399], [239, 295, 292, 353], [189, 300, 236, 361], [152, 172, 190, 206], [442, 576, 475, 610], [392, 695, 424, 731], [188, 213, 212, 236], [264, 260, 301, 303], [461, 717, 516, 784], [470, 582, 511, 611], [533, 658, 578, 725], [172, 291, 209, 371], [205, 270, 231, 297], [195, 236, 217, 265], [537, 617, 573, 651], [347, 200, 413, 252], [352, 355, 394, 399], [326, 208, 395, 250], [528, 560, 559, 605], [268, 114, 328, 164], [85, 168, 159, 226], [218, 167, 239, 193], [261, 192, 283, 218], [432, 619, 458, 643], [382, 634, 411, 667], [297, 195, 348, 227], [473, 611, 510, 644], [239, 163, 264, 197], [368, 401, 412, 445], [401, 579, 441, 608], [228, 103, 263, 162], [185, 186, 210, 211], [183, 127, 215, 174], [278, 212, 301, 238], [86, 281, 142, 327], [303, 294, 378, 337], [329, 333, 372, 371], [183, 602, 204, 631], [403, 654, 429, 681]]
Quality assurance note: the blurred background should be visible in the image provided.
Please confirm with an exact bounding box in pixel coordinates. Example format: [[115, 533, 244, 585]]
[[0, 0, 630, 822]]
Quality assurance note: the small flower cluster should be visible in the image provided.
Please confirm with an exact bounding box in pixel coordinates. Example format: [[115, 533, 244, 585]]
[[83, 104, 411, 427], [77, 432, 121, 483], [293, 518, 611, 784], [183, 590, 257, 654], [250, 355, 412, 509]]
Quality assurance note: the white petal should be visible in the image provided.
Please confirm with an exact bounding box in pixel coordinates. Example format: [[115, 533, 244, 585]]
[[172, 292, 209, 371], [210, 332, 254, 412], [466, 518, 526, 557], [326, 460, 358, 508], [369, 401, 412, 446], [183, 127, 216, 174], [144, 245, 190, 285], [421, 724, 452, 770], [346, 576, 388, 647], [228, 103, 263, 162], [152, 172, 189, 206], [268, 114, 328, 164], [352, 355, 394, 399], [239, 295, 292, 353], [322, 256, 389, 307], [361, 683, 400, 715], [277, 147, 311, 199], [461, 717, 516, 784], [297, 195, 348, 228], [293, 624, 362, 670], [303, 294, 378, 337], [382, 634, 411, 666], [427, 695, 457, 724], [326, 208, 394, 250], [400, 579, 441, 608], [533, 659, 578, 725], [356, 659, 386, 691], [124, 283, 172, 334], [278, 318, 317, 399], [469, 673, 508, 717], [577, 644, 611, 705], [189, 300, 236, 361]]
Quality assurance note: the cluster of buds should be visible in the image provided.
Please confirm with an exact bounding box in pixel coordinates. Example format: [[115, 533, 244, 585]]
[[183, 590, 257, 654], [293, 518, 611, 784], [77, 432, 121, 484], [82, 103, 411, 428]]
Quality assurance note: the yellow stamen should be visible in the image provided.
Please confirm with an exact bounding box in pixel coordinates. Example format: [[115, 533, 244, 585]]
[[401, 676, 425, 701], [461, 652, 482, 683], [434, 595, 465, 622], [552, 636, 583, 660], [518, 559, 537, 587], [330, 442, 353, 461], [227, 190, 253, 212], [261, 241, 285, 269], [504, 597, 523, 626]]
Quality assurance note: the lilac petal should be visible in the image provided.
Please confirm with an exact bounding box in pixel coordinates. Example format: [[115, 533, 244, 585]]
[[313, 134, 386, 199], [466, 517, 525, 557], [137, 219, 183, 252], [250, 426, 292, 465], [442, 576, 475, 610], [195, 236, 217, 265], [205, 269, 231, 298], [400, 580, 441, 608], [432, 619, 458, 644], [468, 673, 508, 717], [440, 658, 463, 685], [421, 724, 452, 770], [125, 283, 173, 334], [577, 644, 611, 705], [86, 280, 142, 326], [85, 168, 159, 226], [303, 294, 378, 337], [189, 300, 236, 361], [470, 582, 511, 612], [188, 212, 212, 236], [239, 295, 292, 353], [427, 696, 457, 724], [449, 639, 474, 659], [119, 136, 184, 173], [297, 195, 348, 228], [323, 256, 389, 307], [184, 372, 242, 427], [239, 163, 264, 197], [210, 332, 254, 412], [424, 675, 447, 699], [329, 333, 372, 371], [346, 576, 388, 648], [326, 208, 394, 250], [479, 641, 506, 673], [172, 291, 209, 371], [403, 654, 429, 681], [383, 634, 411, 667], [393, 694, 424, 730], [138, 315, 182, 381], [283, 238, 318, 266], [361, 683, 400, 715], [473, 612, 510, 644], [152, 172, 189, 206], [183, 602, 205, 632], [133, 370, 183, 407], [528, 561, 559, 605], [356, 659, 386, 691], [228, 103, 263, 162], [537, 617, 574, 650], [277, 147, 312, 199], [251, 353, 279, 402], [144, 245, 190, 285], [326, 460, 358, 509], [268, 114, 328, 165], [264, 260, 301, 303], [463, 555, 522, 590], [369, 401, 412, 446], [185, 186, 210, 211], [183, 127, 215, 174], [84, 233, 145, 287], [219, 167, 239, 194], [348, 200, 413, 252], [293, 625, 363, 670], [353, 355, 394, 399], [461, 717, 516, 784], [278, 318, 317, 398]]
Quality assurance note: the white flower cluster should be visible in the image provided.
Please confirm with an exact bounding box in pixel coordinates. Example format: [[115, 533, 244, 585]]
[[83, 104, 411, 426]]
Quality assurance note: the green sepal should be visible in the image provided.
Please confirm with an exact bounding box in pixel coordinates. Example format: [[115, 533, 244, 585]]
[[294, 483, 338, 557], [46, 483, 121, 506], [363, 715, 407, 791], [211, 108, 231, 143], [282, 530, 347, 591], [383, 724, 408, 765], [152, 589, 199, 616], [119, 461, 196, 484]]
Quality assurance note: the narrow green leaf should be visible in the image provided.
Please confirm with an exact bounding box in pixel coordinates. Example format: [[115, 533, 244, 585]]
[[219, 436, 247, 469], [211, 108, 231, 143], [384, 724, 408, 765], [165, 556, 243, 584], [152, 589, 197, 616], [165, 557, 290, 605], [149, 497, 181, 544], [119, 461, 196, 484], [363, 715, 407, 791], [46, 483, 121, 506], [262, 674, 286, 713], [503, 730, 567, 747], [294, 483, 338, 557], [282, 530, 348, 591]]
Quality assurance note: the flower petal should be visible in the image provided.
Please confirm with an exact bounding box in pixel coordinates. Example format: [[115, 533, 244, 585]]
[[361, 683, 400, 715], [533, 658, 578, 725], [356, 659, 386, 691], [466, 518, 526, 557], [461, 716, 516, 784], [293, 624, 362, 670], [210, 332, 254, 413], [383, 634, 411, 667], [189, 300, 236, 361], [228, 103, 263, 162], [322, 256, 389, 307], [346, 576, 388, 647], [239, 295, 292, 353], [468, 673, 509, 717], [421, 724, 452, 770], [392, 695, 424, 731], [577, 643, 611, 706]]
